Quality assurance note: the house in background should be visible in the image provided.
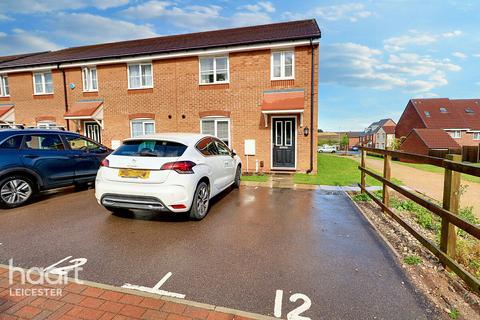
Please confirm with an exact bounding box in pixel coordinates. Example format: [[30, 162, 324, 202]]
[[400, 128, 461, 156], [0, 19, 321, 173], [375, 125, 395, 149], [359, 118, 396, 148], [396, 98, 480, 156], [336, 131, 363, 147]]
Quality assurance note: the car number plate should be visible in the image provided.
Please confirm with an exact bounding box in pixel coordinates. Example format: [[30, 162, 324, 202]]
[[118, 168, 150, 179]]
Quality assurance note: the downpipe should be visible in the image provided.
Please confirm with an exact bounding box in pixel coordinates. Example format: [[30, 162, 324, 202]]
[[306, 38, 315, 174]]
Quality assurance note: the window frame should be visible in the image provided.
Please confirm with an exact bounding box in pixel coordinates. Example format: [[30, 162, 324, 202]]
[[271, 50, 295, 80], [82, 67, 98, 92], [0, 75, 9, 97], [473, 132, 480, 140], [32, 71, 54, 95], [198, 56, 230, 85], [129, 119, 156, 138], [449, 130, 462, 139], [200, 117, 231, 147], [22, 134, 65, 151], [127, 63, 153, 90]]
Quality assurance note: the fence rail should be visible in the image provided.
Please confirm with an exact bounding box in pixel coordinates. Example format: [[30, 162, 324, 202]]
[[358, 147, 480, 293]]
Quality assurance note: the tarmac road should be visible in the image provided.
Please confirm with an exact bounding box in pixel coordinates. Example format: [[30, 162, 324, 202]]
[[0, 185, 436, 319]]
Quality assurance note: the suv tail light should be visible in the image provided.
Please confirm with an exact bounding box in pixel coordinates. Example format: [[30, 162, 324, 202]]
[[160, 161, 196, 174], [100, 159, 110, 167]]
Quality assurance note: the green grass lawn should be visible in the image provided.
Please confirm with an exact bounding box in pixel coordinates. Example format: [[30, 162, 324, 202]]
[[294, 153, 395, 186], [241, 174, 269, 182]]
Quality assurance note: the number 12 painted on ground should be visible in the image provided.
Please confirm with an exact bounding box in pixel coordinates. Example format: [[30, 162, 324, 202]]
[[274, 289, 312, 320]]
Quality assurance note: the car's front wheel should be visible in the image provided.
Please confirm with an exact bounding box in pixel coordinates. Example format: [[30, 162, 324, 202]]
[[0, 175, 35, 208], [189, 181, 210, 220]]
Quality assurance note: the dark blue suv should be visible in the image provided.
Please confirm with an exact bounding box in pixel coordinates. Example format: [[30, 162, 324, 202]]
[[0, 129, 111, 208]]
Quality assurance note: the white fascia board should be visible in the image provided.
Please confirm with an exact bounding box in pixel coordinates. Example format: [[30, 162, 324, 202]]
[[261, 109, 304, 114], [0, 65, 57, 74]]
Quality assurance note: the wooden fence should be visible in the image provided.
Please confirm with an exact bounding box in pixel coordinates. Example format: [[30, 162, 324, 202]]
[[463, 145, 480, 163], [359, 147, 480, 293]]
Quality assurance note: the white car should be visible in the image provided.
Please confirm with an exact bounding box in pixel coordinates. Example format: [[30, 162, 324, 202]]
[[95, 133, 242, 220], [317, 145, 337, 153]]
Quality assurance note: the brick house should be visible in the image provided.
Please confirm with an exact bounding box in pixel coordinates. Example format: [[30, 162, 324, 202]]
[[336, 131, 363, 147], [400, 128, 461, 155], [358, 119, 396, 147], [375, 125, 395, 149], [0, 19, 321, 173], [396, 98, 480, 155]]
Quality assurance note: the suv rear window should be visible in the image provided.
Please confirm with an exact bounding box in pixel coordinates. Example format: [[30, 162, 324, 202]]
[[0, 135, 23, 149], [113, 140, 187, 157]]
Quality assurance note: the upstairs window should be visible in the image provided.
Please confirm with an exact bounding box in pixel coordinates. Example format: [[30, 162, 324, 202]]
[[82, 67, 98, 92], [473, 133, 480, 140], [449, 130, 461, 139], [440, 107, 448, 113], [33, 71, 53, 95], [128, 63, 153, 89], [0, 75, 9, 97], [424, 111, 430, 117], [199, 56, 229, 84], [271, 50, 294, 80], [465, 108, 475, 114]]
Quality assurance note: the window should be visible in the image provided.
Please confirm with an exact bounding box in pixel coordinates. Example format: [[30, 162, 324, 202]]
[[271, 51, 294, 80], [130, 119, 155, 137], [201, 118, 230, 146], [473, 133, 480, 140], [440, 107, 448, 113], [37, 121, 57, 129], [199, 56, 229, 84], [128, 63, 153, 89], [24, 134, 64, 150], [0, 135, 23, 149], [0, 75, 9, 97], [424, 111, 430, 117], [82, 67, 98, 92], [64, 135, 103, 152], [449, 130, 461, 139], [196, 137, 219, 156], [465, 108, 475, 114], [114, 140, 187, 157], [33, 71, 53, 94]]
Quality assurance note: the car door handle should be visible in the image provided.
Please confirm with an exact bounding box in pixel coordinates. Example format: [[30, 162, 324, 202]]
[[23, 154, 39, 159]]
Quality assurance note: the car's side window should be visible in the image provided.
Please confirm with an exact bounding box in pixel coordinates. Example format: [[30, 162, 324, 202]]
[[215, 139, 231, 156], [64, 135, 102, 152], [196, 137, 219, 156], [24, 134, 64, 150], [0, 135, 23, 149]]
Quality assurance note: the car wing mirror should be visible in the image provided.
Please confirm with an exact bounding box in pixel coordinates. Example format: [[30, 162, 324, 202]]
[[231, 149, 237, 157]]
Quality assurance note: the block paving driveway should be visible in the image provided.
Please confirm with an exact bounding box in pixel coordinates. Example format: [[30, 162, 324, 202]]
[[0, 185, 435, 319]]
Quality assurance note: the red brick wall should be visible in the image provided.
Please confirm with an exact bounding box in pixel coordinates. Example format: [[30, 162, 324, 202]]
[[399, 131, 429, 155], [396, 102, 426, 139], [6, 45, 319, 173]]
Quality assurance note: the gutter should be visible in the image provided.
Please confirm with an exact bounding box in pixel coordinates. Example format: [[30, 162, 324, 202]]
[[59, 63, 70, 131], [306, 38, 316, 174]]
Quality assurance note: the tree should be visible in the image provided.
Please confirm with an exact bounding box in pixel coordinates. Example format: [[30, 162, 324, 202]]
[[341, 133, 349, 154]]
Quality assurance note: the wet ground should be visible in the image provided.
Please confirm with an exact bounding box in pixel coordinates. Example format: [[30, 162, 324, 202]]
[[0, 185, 434, 319]]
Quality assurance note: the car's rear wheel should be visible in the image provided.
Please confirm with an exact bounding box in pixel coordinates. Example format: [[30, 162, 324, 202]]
[[189, 181, 210, 220], [0, 175, 35, 208], [233, 166, 241, 188]]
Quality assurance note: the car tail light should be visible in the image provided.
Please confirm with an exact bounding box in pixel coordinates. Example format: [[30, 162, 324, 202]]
[[160, 161, 196, 174], [100, 159, 110, 167], [171, 204, 186, 209]]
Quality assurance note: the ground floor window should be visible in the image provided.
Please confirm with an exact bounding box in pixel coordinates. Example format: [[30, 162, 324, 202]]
[[131, 119, 155, 137], [201, 117, 230, 147]]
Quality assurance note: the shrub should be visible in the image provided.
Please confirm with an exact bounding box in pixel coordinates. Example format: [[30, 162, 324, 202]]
[[352, 193, 371, 202]]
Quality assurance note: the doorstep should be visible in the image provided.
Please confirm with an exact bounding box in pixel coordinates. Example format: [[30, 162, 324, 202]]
[[0, 266, 276, 320]]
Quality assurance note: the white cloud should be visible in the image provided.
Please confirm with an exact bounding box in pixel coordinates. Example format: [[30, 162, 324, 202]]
[[284, 3, 371, 22], [50, 13, 157, 44], [122, 1, 224, 30], [0, 29, 60, 55], [384, 29, 464, 52], [321, 42, 461, 93], [0, 13, 13, 21], [472, 54, 480, 58], [241, 1, 275, 13], [0, 0, 129, 12], [452, 51, 467, 59]]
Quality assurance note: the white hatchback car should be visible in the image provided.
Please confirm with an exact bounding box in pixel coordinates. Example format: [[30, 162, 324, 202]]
[[95, 133, 242, 220]]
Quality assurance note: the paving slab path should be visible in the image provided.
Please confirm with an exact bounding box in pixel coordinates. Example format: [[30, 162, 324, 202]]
[[362, 157, 480, 217]]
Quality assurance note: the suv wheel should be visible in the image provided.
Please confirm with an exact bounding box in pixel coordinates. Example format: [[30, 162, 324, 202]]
[[233, 166, 241, 188], [189, 182, 210, 220], [0, 175, 35, 208]]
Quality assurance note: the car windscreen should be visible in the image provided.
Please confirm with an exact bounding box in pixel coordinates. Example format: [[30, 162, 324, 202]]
[[113, 140, 187, 157]]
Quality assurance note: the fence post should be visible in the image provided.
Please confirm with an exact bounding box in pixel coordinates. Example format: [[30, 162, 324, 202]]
[[440, 154, 462, 266], [361, 149, 366, 193], [382, 150, 392, 211]]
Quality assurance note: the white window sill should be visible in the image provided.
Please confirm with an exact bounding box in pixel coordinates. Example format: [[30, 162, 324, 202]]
[[128, 86, 153, 90], [271, 77, 295, 81], [33, 92, 54, 96], [0, 95, 10, 98], [199, 81, 230, 86]]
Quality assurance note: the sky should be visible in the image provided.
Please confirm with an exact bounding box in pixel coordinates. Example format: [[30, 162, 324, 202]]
[[0, 0, 479, 132]]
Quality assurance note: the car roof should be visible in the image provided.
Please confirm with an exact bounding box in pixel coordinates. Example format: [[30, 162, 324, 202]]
[[0, 129, 72, 135], [124, 132, 215, 146]]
